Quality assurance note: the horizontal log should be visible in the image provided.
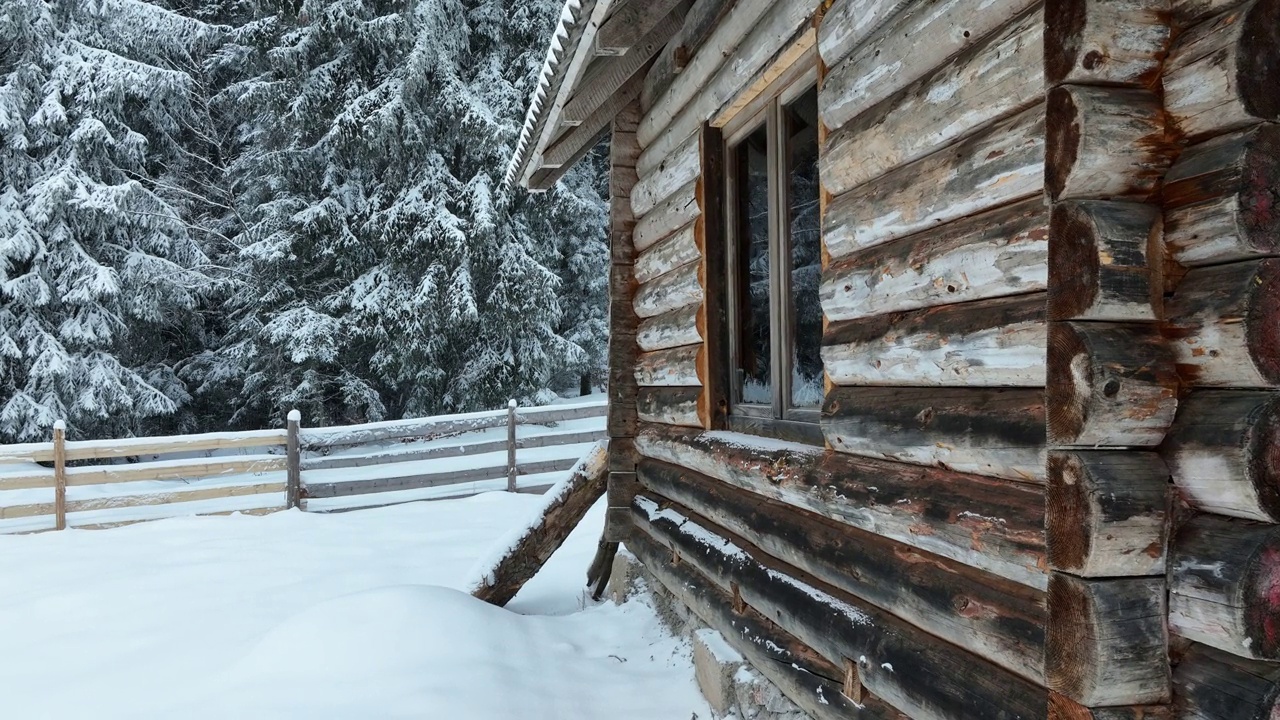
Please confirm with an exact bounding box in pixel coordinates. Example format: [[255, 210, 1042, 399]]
[[636, 302, 702, 352], [824, 103, 1045, 259], [815, 0, 912, 68], [637, 458, 1049, 682], [1175, 642, 1280, 720], [819, 5, 1044, 197], [64, 455, 285, 486], [822, 294, 1048, 387], [1169, 514, 1280, 660], [564, 12, 684, 127], [630, 494, 1049, 720], [1047, 451, 1170, 577], [722, 415, 825, 446], [634, 344, 702, 387], [594, 0, 685, 53], [1166, 258, 1280, 387], [1163, 0, 1280, 142], [1045, 85, 1175, 202], [1163, 390, 1280, 522], [57, 430, 285, 463], [1046, 322, 1179, 447], [625, 527, 909, 720], [633, 261, 703, 318], [1046, 575, 1169, 705], [631, 132, 699, 218], [1048, 695, 1172, 720], [1163, 124, 1280, 267], [1045, 0, 1172, 87], [819, 0, 1040, 132], [0, 481, 285, 521], [1171, 0, 1253, 25], [823, 387, 1048, 482], [1049, 200, 1162, 321], [633, 179, 699, 252], [634, 223, 698, 284], [636, 386, 701, 427], [820, 197, 1049, 320], [632, 423, 1049, 588], [639, 0, 738, 112]]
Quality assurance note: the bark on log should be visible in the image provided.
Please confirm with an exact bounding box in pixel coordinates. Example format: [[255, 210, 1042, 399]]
[[633, 423, 1048, 589], [823, 387, 1048, 482], [637, 457, 1049, 682], [1045, 85, 1176, 202], [819, 5, 1044, 197], [636, 386, 702, 427], [824, 104, 1045, 259], [1169, 514, 1280, 660], [1047, 451, 1170, 577], [637, 302, 702, 352], [1175, 642, 1280, 720], [630, 494, 1050, 720], [1163, 0, 1280, 142], [820, 197, 1049, 320], [633, 179, 699, 252], [631, 132, 699, 219], [633, 261, 703, 319], [822, 294, 1048, 387], [634, 223, 699, 284], [1163, 124, 1280, 268], [819, 0, 1040, 133], [634, 344, 702, 387], [1163, 390, 1280, 522], [626, 528, 910, 720], [470, 442, 608, 606], [1049, 201, 1163, 322], [1047, 575, 1170, 705], [1166, 258, 1280, 387], [1045, 0, 1172, 87], [1046, 322, 1179, 447]]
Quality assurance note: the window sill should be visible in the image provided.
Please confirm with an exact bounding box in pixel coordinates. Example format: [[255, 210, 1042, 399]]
[[724, 414, 825, 447]]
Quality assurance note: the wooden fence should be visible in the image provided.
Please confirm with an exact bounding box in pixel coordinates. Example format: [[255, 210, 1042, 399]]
[[0, 399, 607, 533]]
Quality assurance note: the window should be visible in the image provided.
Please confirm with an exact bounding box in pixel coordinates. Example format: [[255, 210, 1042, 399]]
[[725, 77, 822, 422]]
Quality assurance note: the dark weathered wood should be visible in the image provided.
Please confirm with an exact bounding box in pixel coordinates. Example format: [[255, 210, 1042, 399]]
[[637, 458, 1049, 683], [636, 301, 701, 352], [641, 0, 739, 112], [1045, 85, 1175, 202], [52, 422, 66, 530], [471, 442, 607, 606], [633, 179, 699, 252], [1166, 258, 1280, 387], [630, 493, 1050, 720], [1046, 323, 1179, 447], [722, 415, 826, 447], [1045, 0, 1171, 87], [1049, 201, 1162, 322], [636, 386, 701, 427], [633, 423, 1048, 588], [1047, 451, 1169, 577], [819, 5, 1044, 196], [634, 343, 701, 387], [608, 110, 642, 442], [506, 400, 517, 492], [823, 386, 1048, 482], [594, 0, 685, 54], [634, 223, 697, 284], [633, 260, 702, 318], [1169, 514, 1280, 660], [1048, 694, 1172, 720], [1163, 0, 1280, 142], [1046, 574, 1170, 705], [819, 0, 1040, 133], [822, 294, 1048, 387], [1163, 124, 1280, 267], [538, 76, 641, 173], [1163, 390, 1280, 522], [285, 411, 301, 509], [626, 529, 909, 720], [1175, 642, 1280, 720], [562, 10, 684, 129], [823, 103, 1045, 259], [820, 197, 1049, 321], [696, 124, 728, 431]]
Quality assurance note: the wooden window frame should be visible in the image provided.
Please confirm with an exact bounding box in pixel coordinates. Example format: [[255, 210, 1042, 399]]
[[722, 64, 820, 426]]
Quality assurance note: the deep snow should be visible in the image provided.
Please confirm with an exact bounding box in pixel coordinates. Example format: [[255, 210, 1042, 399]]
[[0, 493, 712, 719]]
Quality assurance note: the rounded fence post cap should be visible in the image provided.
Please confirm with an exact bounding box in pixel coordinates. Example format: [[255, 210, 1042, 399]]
[[53, 420, 66, 431], [508, 399, 518, 409], [287, 409, 301, 423]]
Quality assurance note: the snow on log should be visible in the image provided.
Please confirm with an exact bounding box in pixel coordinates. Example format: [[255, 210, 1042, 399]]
[[1048, 201, 1162, 322], [1166, 258, 1280, 387], [1163, 390, 1280, 522], [1045, 0, 1171, 87], [469, 441, 608, 607]]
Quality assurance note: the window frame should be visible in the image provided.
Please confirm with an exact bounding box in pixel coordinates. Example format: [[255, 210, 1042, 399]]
[[722, 64, 821, 425]]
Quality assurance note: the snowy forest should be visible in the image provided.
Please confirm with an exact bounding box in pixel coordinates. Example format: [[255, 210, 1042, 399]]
[[0, 0, 610, 442]]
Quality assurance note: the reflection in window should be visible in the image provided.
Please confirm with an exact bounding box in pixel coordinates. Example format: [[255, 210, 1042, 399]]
[[734, 125, 771, 405], [787, 87, 822, 407]]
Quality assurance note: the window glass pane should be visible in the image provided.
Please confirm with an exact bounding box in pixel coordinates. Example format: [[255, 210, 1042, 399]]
[[734, 124, 771, 404], [786, 87, 823, 408]]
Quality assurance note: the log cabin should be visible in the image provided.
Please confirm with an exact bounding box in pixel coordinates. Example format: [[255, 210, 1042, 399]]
[[505, 1, 1280, 718]]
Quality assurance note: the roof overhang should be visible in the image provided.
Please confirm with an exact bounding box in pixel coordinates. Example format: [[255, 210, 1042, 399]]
[[505, 0, 689, 191]]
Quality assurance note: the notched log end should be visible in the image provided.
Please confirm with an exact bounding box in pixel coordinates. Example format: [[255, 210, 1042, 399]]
[[1248, 259, 1280, 384], [1047, 453, 1090, 572], [1049, 202, 1102, 321], [1045, 0, 1088, 85], [1047, 324, 1091, 443], [1244, 528, 1280, 659], [1250, 397, 1280, 522], [1046, 86, 1082, 201], [1239, 0, 1280, 122], [1241, 125, 1280, 253]]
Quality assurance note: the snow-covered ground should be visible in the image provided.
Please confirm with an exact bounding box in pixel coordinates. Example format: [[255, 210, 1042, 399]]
[[0, 494, 712, 719]]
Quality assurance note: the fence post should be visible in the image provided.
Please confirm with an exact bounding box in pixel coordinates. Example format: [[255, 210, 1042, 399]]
[[507, 399, 518, 492], [53, 420, 67, 531], [286, 409, 301, 509]]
